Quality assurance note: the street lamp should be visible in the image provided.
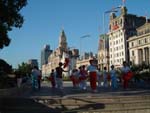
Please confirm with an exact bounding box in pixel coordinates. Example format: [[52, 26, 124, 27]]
[[79, 35, 90, 60]]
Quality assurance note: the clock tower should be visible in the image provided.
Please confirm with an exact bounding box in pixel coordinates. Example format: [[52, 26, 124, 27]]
[[59, 29, 68, 52]]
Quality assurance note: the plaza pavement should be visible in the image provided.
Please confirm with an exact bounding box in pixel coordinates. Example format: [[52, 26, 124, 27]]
[[23, 81, 150, 98], [1, 81, 150, 113]]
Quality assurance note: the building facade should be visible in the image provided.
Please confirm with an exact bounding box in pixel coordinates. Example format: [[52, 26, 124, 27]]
[[97, 34, 109, 70], [108, 6, 146, 68], [28, 59, 38, 68], [76, 52, 97, 68], [128, 22, 150, 65]]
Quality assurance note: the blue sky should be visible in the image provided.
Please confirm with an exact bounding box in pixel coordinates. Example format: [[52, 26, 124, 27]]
[[1, 0, 150, 68]]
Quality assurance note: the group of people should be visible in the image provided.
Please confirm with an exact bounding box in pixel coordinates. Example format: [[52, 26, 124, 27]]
[[48, 59, 134, 93]]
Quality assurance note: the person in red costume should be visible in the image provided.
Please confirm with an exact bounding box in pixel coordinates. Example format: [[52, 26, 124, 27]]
[[86, 59, 98, 93], [70, 69, 79, 88], [121, 61, 133, 89], [79, 65, 88, 90]]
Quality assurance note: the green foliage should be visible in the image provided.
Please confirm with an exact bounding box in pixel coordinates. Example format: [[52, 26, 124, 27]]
[[17, 62, 32, 77], [0, 0, 27, 49], [131, 64, 150, 81]]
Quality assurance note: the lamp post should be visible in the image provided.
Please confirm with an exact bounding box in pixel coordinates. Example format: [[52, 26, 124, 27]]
[[79, 35, 90, 60]]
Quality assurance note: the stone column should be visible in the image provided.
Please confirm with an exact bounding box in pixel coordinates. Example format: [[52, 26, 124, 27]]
[[149, 47, 150, 64], [143, 48, 145, 63]]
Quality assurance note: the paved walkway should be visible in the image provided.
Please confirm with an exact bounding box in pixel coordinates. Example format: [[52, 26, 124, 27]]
[[1, 81, 150, 113], [22, 81, 150, 98]]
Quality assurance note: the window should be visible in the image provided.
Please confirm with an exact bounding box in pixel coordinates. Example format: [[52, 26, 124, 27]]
[[131, 42, 134, 47], [117, 59, 119, 62], [110, 42, 112, 46], [121, 32, 122, 36], [122, 58, 124, 62], [110, 48, 112, 52], [121, 38, 123, 42], [116, 40, 118, 44], [139, 40, 141, 45], [132, 51, 134, 56], [145, 38, 148, 43]]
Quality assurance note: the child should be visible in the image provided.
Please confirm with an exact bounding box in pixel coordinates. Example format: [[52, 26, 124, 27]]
[[70, 69, 79, 88], [79, 65, 88, 90], [49, 69, 56, 88]]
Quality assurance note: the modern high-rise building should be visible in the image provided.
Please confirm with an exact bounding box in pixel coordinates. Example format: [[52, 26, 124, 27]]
[[108, 6, 146, 68], [41, 45, 52, 68]]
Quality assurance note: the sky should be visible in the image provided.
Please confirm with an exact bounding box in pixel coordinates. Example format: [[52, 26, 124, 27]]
[[1, 0, 150, 68]]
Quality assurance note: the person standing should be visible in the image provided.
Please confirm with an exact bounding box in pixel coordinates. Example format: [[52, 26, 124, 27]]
[[31, 66, 41, 90], [37, 70, 42, 90], [55, 62, 68, 90], [70, 69, 79, 88], [103, 67, 108, 87], [86, 59, 98, 93], [110, 65, 118, 89], [121, 61, 131, 89], [97, 68, 102, 87], [49, 69, 56, 88], [79, 65, 88, 90], [15, 70, 22, 88]]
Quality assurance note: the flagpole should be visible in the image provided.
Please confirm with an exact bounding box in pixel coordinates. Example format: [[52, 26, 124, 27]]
[[79, 35, 90, 60], [122, 0, 126, 6]]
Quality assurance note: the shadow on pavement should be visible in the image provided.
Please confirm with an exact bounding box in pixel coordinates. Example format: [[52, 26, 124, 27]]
[[0, 97, 62, 113]]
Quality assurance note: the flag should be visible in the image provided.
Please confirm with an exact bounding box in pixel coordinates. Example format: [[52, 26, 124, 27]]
[[62, 52, 70, 68]]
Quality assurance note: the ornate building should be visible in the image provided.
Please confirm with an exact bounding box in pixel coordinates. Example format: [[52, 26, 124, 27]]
[[41, 30, 79, 76], [128, 21, 150, 65], [108, 6, 146, 68]]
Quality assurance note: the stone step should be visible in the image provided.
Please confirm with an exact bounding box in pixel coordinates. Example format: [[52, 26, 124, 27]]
[[3, 103, 150, 113], [32, 95, 150, 105], [47, 100, 150, 110], [1, 95, 150, 113], [65, 106, 150, 113], [3, 98, 150, 111]]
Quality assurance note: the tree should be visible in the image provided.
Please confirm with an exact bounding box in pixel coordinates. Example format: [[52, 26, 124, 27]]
[[0, 59, 12, 74], [17, 62, 32, 77], [0, 0, 27, 49]]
